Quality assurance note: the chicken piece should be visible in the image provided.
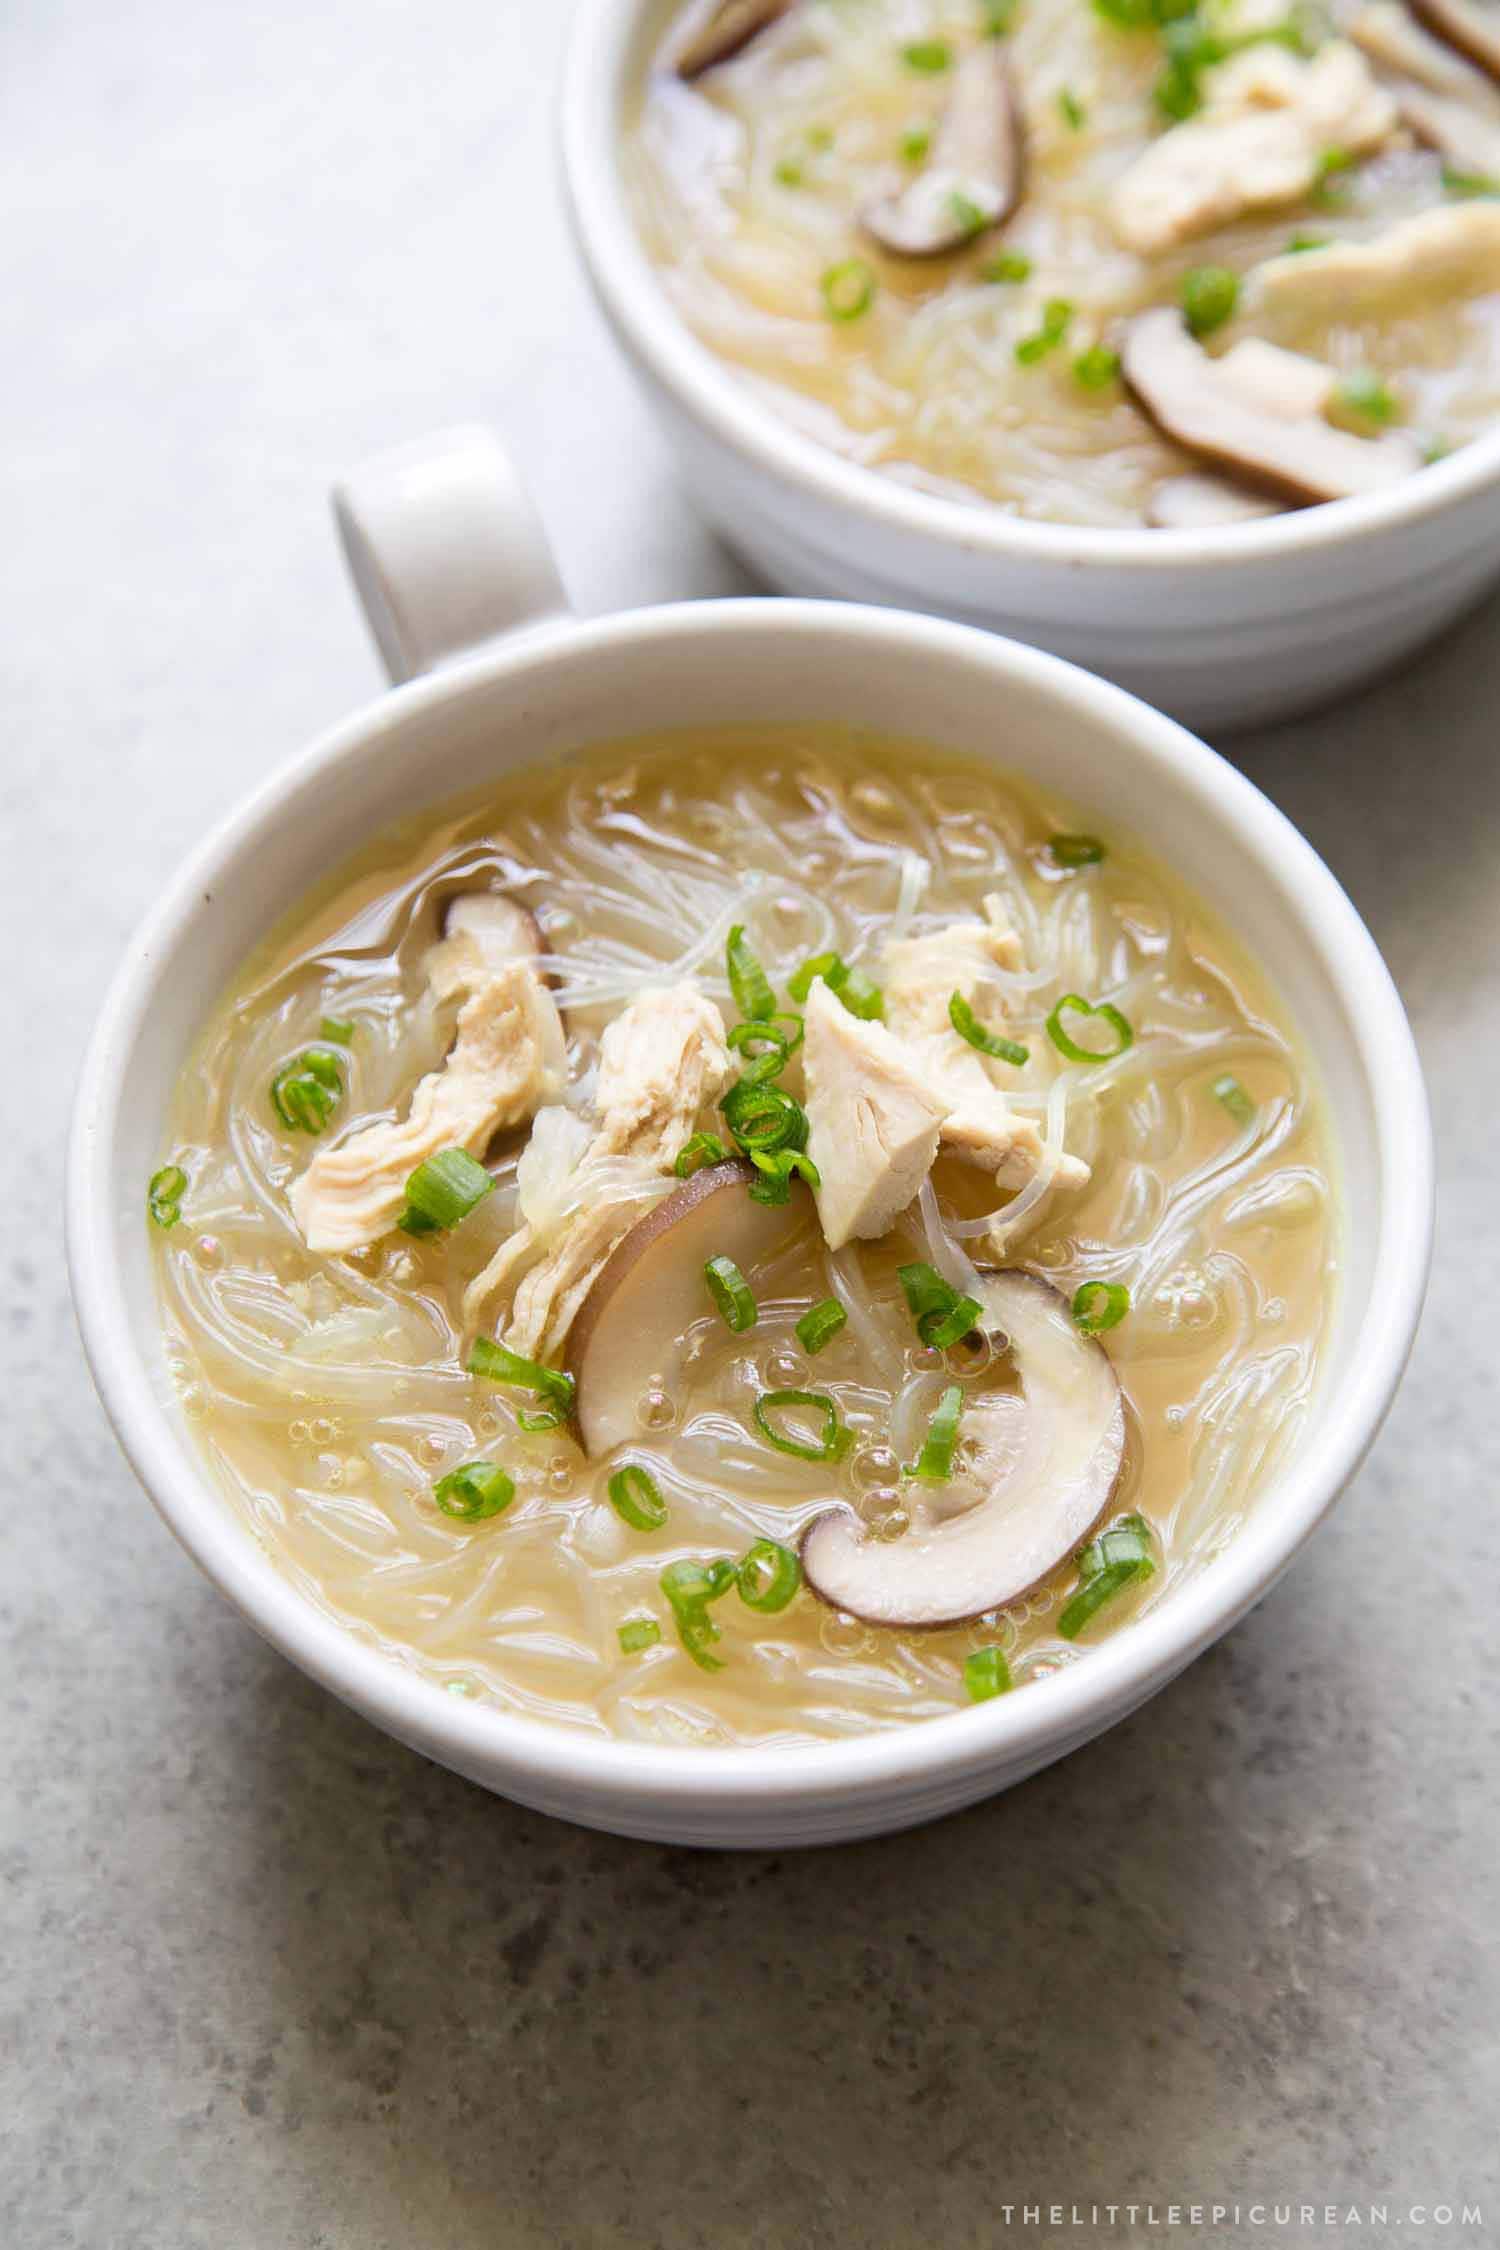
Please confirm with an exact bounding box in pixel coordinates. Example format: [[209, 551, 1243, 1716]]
[[425, 895, 545, 1004], [884, 896, 1090, 1195], [802, 978, 949, 1250], [1111, 44, 1396, 255], [1251, 201, 1500, 317], [290, 959, 568, 1254], [463, 981, 733, 1356]]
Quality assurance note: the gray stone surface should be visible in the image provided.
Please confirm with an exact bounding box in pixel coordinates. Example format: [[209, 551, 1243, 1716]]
[[2, 3, 1495, 2246]]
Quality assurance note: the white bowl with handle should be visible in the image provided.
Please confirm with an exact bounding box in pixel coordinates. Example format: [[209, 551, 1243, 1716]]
[[559, 0, 1500, 733], [66, 427, 1433, 1846]]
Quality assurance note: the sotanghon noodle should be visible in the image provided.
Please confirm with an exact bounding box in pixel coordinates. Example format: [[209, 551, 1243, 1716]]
[[149, 730, 1332, 1748]]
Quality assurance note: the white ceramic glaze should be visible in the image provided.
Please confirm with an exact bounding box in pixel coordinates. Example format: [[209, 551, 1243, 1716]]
[[67, 429, 1433, 1847], [559, 0, 1500, 733]]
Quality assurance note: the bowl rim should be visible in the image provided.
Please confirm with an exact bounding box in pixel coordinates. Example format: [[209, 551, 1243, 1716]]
[[67, 599, 1433, 1817], [560, 0, 1500, 575]]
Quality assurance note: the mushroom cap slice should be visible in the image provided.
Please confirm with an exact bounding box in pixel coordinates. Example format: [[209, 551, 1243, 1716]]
[[566, 1159, 810, 1457], [1410, 0, 1500, 82], [675, 0, 794, 79], [1122, 307, 1423, 505], [864, 46, 1024, 256], [801, 1271, 1125, 1629]]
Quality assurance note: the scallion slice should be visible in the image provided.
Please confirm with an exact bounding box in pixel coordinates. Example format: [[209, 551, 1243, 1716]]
[[432, 1460, 515, 1523], [948, 992, 1028, 1068], [147, 1164, 188, 1230], [963, 1646, 1013, 1702], [908, 1383, 965, 1483], [270, 1046, 343, 1134], [466, 1337, 576, 1412], [517, 1404, 564, 1433], [607, 1462, 669, 1533], [1045, 993, 1134, 1063], [796, 1298, 847, 1355], [1059, 1513, 1155, 1638], [727, 1015, 803, 1084], [661, 1558, 734, 1672], [748, 1148, 821, 1206], [705, 1254, 757, 1332], [721, 1078, 809, 1155], [902, 37, 952, 70], [618, 1616, 661, 1654], [1057, 86, 1088, 129], [788, 951, 843, 1002], [674, 1130, 729, 1179], [752, 1388, 849, 1462], [1071, 1280, 1130, 1335], [1049, 833, 1106, 868], [1212, 1073, 1255, 1127], [319, 1015, 355, 1044], [1181, 264, 1239, 336], [821, 258, 876, 323], [786, 952, 883, 1019], [737, 1538, 802, 1614], [399, 1148, 494, 1238], [897, 1262, 981, 1350], [726, 924, 776, 1023]]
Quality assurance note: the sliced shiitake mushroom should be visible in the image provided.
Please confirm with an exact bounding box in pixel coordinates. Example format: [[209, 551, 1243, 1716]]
[[675, 0, 794, 79], [1410, 0, 1500, 82], [864, 46, 1024, 256], [1122, 307, 1423, 505], [566, 1159, 811, 1456], [801, 1271, 1125, 1628]]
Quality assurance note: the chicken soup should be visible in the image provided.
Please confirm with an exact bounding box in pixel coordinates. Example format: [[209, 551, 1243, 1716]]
[[149, 730, 1333, 1747]]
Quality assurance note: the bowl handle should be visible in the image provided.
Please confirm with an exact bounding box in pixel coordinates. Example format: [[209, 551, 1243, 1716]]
[[331, 426, 569, 684]]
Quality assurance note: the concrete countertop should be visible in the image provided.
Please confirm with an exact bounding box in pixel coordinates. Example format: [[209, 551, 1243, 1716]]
[[2, 3, 1493, 2244]]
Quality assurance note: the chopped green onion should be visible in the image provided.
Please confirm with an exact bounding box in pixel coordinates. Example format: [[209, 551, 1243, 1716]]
[[908, 1383, 965, 1483], [705, 1254, 757, 1332], [948, 188, 991, 238], [832, 964, 884, 1020], [747, 1148, 821, 1206], [727, 1015, 802, 1084], [900, 122, 932, 163], [398, 1148, 494, 1238], [897, 1261, 982, 1350], [1181, 264, 1239, 336], [270, 1046, 343, 1134], [737, 1538, 802, 1613], [1015, 297, 1074, 365], [982, 248, 1033, 283], [981, 0, 1017, 31], [822, 258, 877, 323], [1045, 993, 1134, 1063], [1057, 87, 1087, 129], [319, 1015, 355, 1044], [726, 923, 776, 1023], [796, 1298, 847, 1355], [948, 992, 1028, 1067], [787, 950, 843, 1002], [660, 1558, 734, 1671], [147, 1164, 188, 1230], [1284, 230, 1330, 254], [1312, 143, 1354, 205], [1212, 1073, 1255, 1127], [618, 1616, 661, 1654], [963, 1646, 1013, 1701], [722, 1078, 809, 1154], [807, 125, 833, 151], [1071, 1280, 1130, 1334], [607, 1462, 669, 1532], [466, 1337, 576, 1411], [773, 156, 804, 187], [1073, 345, 1121, 390], [902, 38, 952, 71], [1332, 370, 1399, 429], [432, 1460, 515, 1523], [516, 1404, 564, 1433], [674, 1130, 729, 1179], [752, 1389, 849, 1462], [1059, 1513, 1155, 1637], [1443, 166, 1500, 198], [1049, 832, 1106, 867]]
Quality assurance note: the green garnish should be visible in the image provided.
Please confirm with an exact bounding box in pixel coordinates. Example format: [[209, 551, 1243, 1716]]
[[902, 38, 953, 71], [982, 249, 1033, 283], [1333, 370, 1399, 429], [721, 1080, 810, 1162], [1312, 143, 1354, 205], [1284, 231, 1330, 254], [1071, 1280, 1130, 1334], [432, 1460, 515, 1523], [726, 923, 776, 1022], [516, 1404, 564, 1433], [1015, 297, 1074, 364], [822, 258, 877, 323], [908, 1383, 965, 1483], [1212, 1073, 1255, 1126], [747, 1148, 821, 1206], [319, 1015, 355, 1044], [948, 188, 992, 238], [1073, 345, 1121, 390], [796, 1298, 847, 1355], [900, 122, 933, 163], [1057, 88, 1088, 129], [398, 1148, 494, 1238], [674, 1130, 730, 1178], [147, 1164, 188, 1230], [1045, 993, 1134, 1063], [660, 1558, 734, 1672], [949, 991, 1028, 1067], [963, 1646, 1013, 1701], [787, 951, 842, 1002], [981, 0, 1018, 30], [607, 1463, 669, 1533], [270, 1046, 343, 1134], [1181, 264, 1239, 336], [1058, 1513, 1155, 1638], [1050, 832, 1106, 867], [752, 1389, 849, 1462], [788, 950, 884, 1020], [618, 1616, 661, 1654], [737, 1538, 802, 1614], [467, 1338, 576, 1413], [705, 1254, 758, 1332], [727, 1015, 803, 1083], [898, 1262, 982, 1351], [773, 156, 804, 187], [1443, 166, 1500, 198]]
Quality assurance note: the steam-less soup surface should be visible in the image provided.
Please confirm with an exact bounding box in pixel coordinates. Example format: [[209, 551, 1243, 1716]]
[[151, 730, 1333, 1747], [627, 0, 1500, 528]]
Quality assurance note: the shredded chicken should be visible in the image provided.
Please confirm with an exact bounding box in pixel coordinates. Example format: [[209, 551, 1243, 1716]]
[[1111, 43, 1397, 254], [802, 978, 949, 1250], [426, 896, 544, 1004], [463, 981, 732, 1356], [884, 896, 1091, 1196], [289, 960, 568, 1254], [1251, 201, 1500, 317]]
